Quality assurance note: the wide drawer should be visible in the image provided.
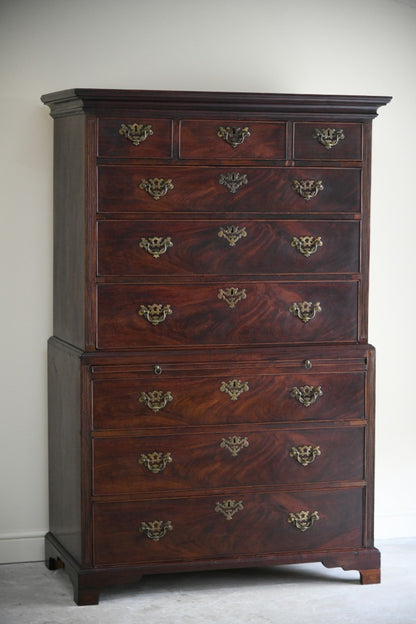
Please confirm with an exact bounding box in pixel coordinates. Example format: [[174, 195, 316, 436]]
[[93, 487, 363, 565], [97, 166, 361, 214], [98, 117, 173, 158], [96, 281, 359, 349], [91, 368, 366, 429], [179, 120, 286, 159], [97, 219, 360, 276], [92, 426, 364, 495], [293, 122, 362, 161]]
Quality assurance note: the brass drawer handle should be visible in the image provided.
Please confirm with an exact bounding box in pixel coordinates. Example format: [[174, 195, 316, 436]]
[[218, 287, 246, 309], [289, 445, 321, 466], [289, 301, 321, 323], [313, 127, 345, 150], [139, 520, 173, 541], [139, 177, 174, 200], [139, 236, 173, 258], [291, 236, 323, 258], [288, 510, 319, 532], [292, 179, 324, 201], [218, 225, 247, 247], [138, 303, 172, 326], [139, 390, 173, 412], [119, 123, 153, 145], [218, 172, 248, 194], [139, 451, 173, 474], [217, 126, 250, 148], [290, 385, 323, 407], [215, 499, 244, 520], [220, 379, 249, 401], [220, 435, 249, 457]]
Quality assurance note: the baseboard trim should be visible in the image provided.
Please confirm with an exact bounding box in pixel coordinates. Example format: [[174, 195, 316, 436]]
[[375, 512, 416, 539], [0, 531, 46, 564]]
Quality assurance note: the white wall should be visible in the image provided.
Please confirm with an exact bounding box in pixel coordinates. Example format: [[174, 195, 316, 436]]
[[1, 0, 415, 563]]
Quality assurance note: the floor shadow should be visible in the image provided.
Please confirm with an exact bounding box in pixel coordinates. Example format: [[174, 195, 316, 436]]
[[100, 563, 358, 602]]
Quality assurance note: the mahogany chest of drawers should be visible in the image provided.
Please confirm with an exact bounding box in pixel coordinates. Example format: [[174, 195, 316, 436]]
[[42, 89, 390, 605]]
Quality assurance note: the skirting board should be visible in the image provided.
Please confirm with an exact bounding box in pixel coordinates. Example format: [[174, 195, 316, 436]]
[[375, 512, 416, 540], [1, 514, 415, 563], [0, 531, 45, 564]]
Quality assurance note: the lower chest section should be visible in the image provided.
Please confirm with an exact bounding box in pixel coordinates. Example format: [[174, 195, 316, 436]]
[[87, 347, 373, 567]]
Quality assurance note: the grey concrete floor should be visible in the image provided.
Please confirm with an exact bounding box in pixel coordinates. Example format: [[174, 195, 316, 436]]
[[0, 539, 415, 623]]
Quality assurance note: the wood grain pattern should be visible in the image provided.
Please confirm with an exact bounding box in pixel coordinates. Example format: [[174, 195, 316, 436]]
[[293, 122, 362, 160], [97, 166, 361, 214], [98, 117, 173, 158], [91, 368, 366, 429], [96, 281, 359, 349], [179, 120, 287, 159], [97, 219, 360, 277], [93, 488, 363, 565], [92, 426, 365, 495]]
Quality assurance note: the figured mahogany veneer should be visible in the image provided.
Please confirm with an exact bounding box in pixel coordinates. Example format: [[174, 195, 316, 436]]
[[293, 122, 363, 160], [98, 117, 173, 158], [92, 426, 365, 495], [97, 166, 361, 214], [42, 88, 390, 605], [93, 488, 364, 566], [96, 281, 359, 349], [91, 366, 366, 429], [179, 120, 287, 159], [97, 219, 360, 276]]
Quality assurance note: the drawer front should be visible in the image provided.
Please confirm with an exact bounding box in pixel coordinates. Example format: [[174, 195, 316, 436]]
[[97, 166, 361, 214], [97, 219, 360, 277], [98, 117, 173, 158], [179, 120, 286, 159], [92, 369, 366, 430], [96, 281, 358, 349], [93, 487, 363, 565], [294, 122, 362, 160], [92, 427, 364, 495]]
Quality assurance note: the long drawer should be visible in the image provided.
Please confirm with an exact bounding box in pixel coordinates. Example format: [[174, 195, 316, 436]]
[[97, 219, 360, 276], [96, 281, 359, 349], [97, 166, 361, 214], [91, 369, 366, 429], [93, 487, 363, 565], [92, 426, 364, 495]]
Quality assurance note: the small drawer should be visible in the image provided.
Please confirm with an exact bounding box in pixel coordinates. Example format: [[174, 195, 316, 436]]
[[93, 487, 363, 565], [294, 123, 362, 160], [98, 117, 173, 158], [97, 219, 360, 277], [97, 165, 361, 214], [92, 426, 365, 495], [179, 120, 287, 160], [91, 368, 366, 430], [96, 281, 359, 350]]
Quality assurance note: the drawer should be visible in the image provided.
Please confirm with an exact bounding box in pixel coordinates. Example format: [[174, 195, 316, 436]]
[[98, 117, 173, 158], [92, 426, 364, 495], [93, 487, 363, 565], [96, 281, 358, 349], [91, 368, 366, 429], [294, 123, 362, 160], [97, 166, 361, 214], [179, 120, 286, 159], [97, 219, 360, 277]]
